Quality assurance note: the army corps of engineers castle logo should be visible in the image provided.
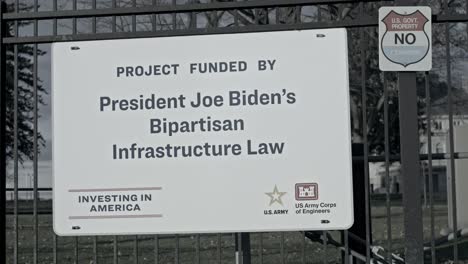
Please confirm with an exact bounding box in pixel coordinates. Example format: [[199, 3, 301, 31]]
[[379, 7, 432, 71]]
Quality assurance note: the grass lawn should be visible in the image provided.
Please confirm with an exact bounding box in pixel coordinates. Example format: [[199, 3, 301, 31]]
[[5, 201, 467, 263]]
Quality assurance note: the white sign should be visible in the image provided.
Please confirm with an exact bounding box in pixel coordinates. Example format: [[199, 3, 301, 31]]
[[379, 6, 432, 71], [52, 29, 354, 236]]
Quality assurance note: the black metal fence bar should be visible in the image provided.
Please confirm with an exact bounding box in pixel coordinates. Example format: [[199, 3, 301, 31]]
[[33, 40, 38, 264], [93, 236, 98, 264], [217, 234, 221, 264], [195, 234, 200, 264], [72, 0, 77, 34], [154, 235, 159, 264], [383, 72, 392, 264], [3, 2, 468, 264], [171, 0, 176, 30], [258, 233, 263, 263], [134, 235, 139, 264], [74, 236, 78, 264], [302, 232, 307, 262], [112, 0, 116, 33], [281, 232, 286, 264], [344, 230, 349, 264], [113, 235, 118, 264], [0, 3, 4, 263], [152, 0, 156, 32], [33, 1, 39, 262], [12, 41, 18, 264], [1, 0, 388, 21], [321, 231, 327, 264], [445, 21, 459, 264], [174, 234, 179, 264], [3, 14, 468, 45], [132, 0, 136, 33], [52, 0, 57, 35], [424, 78, 433, 264], [359, 23, 371, 264], [92, 0, 97, 33], [53, 232, 57, 264], [2, 17, 377, 44], [2, 7, 467, 24]]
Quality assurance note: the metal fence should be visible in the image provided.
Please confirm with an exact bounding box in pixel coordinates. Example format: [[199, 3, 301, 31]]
[[2, 0, 468, 263]]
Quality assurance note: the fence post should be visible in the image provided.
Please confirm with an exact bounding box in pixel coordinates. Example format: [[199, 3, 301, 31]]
[[392, 0, 425, 262], [398, 72, 423, 263]]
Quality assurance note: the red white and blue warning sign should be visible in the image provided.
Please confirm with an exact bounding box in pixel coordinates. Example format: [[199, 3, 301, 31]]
[[379, 6, 432, 71]]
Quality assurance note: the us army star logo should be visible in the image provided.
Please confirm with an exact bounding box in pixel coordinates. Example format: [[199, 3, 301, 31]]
[[265, 185, 287, 206]]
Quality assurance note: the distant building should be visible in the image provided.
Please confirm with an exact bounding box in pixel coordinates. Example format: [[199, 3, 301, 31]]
[[370, 92, 468, 198]]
